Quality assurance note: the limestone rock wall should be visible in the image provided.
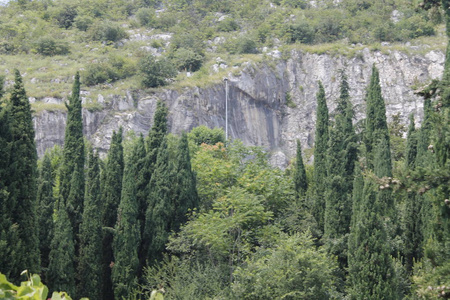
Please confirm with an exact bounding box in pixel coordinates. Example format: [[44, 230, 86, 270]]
[[32, 49, 445, 167]]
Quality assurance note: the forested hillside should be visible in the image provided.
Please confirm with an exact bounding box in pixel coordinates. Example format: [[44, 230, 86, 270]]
[[0, 0, 449, 299]]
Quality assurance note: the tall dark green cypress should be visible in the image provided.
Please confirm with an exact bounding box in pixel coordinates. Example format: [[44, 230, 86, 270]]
[[78, 147, 103, 300], [312, 81, 329, 233], [294, 139, 308, 200], [402, 114, 422, 273], [139, 101, 169, 268], [37, 153, 55, 282], [145, 137, 176, 264], [102, 128, 124, 300], [60, 72, 84, 234], [135, 134, 148, 278], [364, 65, 389, 170], [323, 73, 358, 275], [102, 128, 124, 230], [0, 76, 14, 278], [112, 141, 140, 300], [48, 203, 76, 296], [5, 70, 40, 279], [146, 101, 169, 170], [172, 132, 199, 232], [347, 175, 399, 299]]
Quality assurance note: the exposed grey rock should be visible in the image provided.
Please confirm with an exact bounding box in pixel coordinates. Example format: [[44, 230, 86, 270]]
[[33, 49, 444, 168]]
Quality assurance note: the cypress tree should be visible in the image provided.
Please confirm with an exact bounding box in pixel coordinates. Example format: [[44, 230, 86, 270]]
[[139, 102, 169, 268], [312, 81, 329, 232], [323, 73, 358, 275], [0, 76, 16, 280], [364, 65, 389, 170], [78, 147, 103, 300], [294, 139, 308, 200], [145, 137, 176, 264], [48, 203, 76, 296], [324, 123, 350, 271], [102, 128, 124, 230], [172, 132, 199, 232], [112, 142, 140, 299], [60, 72, 84, 235], [37, 153, 55, 282], [402, 114, 422, 273], [146, 100, 169, 170], [102, 128, 124, 300], [348, 139, 400, 299], [347, 176, 399, 299], [135, 134, 148, 278], [6, 70, 40, 279]]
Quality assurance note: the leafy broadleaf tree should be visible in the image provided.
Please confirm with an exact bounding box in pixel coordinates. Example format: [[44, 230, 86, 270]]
[[112, 141, 140, 300], [312, 81, 329, 233], [233, 233, 339, 300], [78, 147, 103, 300]]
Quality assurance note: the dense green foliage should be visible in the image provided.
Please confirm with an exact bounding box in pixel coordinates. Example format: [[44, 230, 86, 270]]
[[0, 1, 449, 299]]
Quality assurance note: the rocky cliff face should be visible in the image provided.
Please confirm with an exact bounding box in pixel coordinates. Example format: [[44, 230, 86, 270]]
[[33, 48, 444, 167]]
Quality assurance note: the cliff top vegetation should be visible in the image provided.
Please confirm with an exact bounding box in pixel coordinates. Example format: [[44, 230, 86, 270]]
[[0, 0, 446, 107]]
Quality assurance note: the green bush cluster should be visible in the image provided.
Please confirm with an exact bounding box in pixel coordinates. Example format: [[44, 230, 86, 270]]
[[83, 55, 136, 86], [34, 36, 70, 56], [217, 18, 239, 32], [88, 21, 128, 43], [139, 55, 177, 88], [136, 7, 156, 27], [171, 48, 204, 72]]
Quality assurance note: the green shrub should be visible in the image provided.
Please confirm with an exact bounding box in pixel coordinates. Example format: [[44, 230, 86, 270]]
[[188, 125, 225, 145], [136, 7, 156, 27], [155, 11, 178, 30], [236, 36, 258, 54], [54, 4, 78, 29], [74, 15, 94, 31], [0, 40, 17, 54], [34, 36, 70, 56], [285, 21, 315, 44], [139, 55, 176, 88], [88, 21, 128, 43], [83, 55, 136, 86], [83, 63, 117, 86], [171, 48, 203, 72], [396, 15, 435, 39], [170, 31, 205, 54], [217, 18, 239, 32]]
